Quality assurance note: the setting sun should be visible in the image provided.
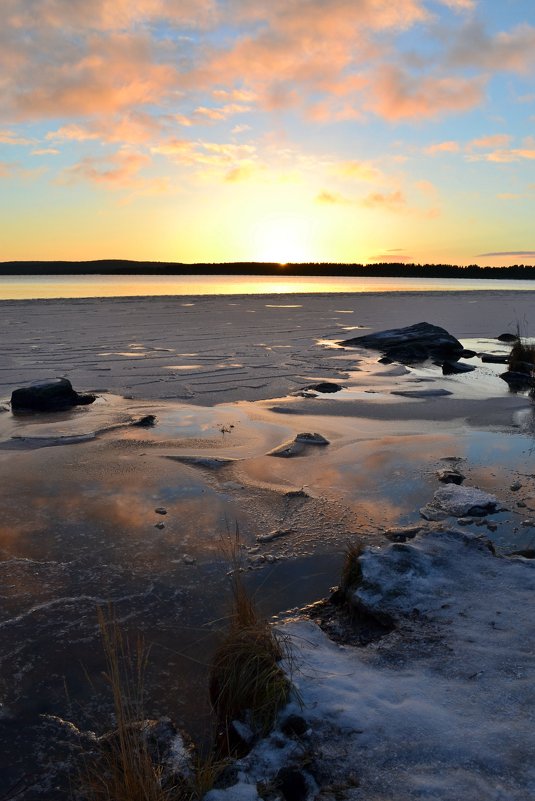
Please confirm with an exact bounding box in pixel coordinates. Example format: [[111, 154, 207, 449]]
[[250, 214, 317, 264]]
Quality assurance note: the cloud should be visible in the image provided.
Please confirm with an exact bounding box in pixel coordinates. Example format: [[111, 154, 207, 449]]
[[361, 190, 406, 210], [334, 160, 381, 181], [0, 129, 34, 145], [316, 190, 350, 204], [478, 251, 535, 258], [371, 65, 485, 121], [425, 140, 461, 155], [32, 148, 60, 155], [448, 21, 535, 74], [368, 252, 414, 261], [468, 134, 512, 149], [0, 160, 45, 179], [46, 124, 101, 142], [62, 150, 150, 186], [467, 147, 535, 163]]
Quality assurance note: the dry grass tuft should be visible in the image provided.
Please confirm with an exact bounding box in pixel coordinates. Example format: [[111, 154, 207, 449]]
[[508, 340, 535, 374], [77, 607, 193, 801], [209, 529, 291, 742], [340, 541, 364, 596]]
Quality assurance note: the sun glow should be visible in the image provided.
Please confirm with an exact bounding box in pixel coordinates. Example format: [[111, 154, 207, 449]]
[[250, 213, 316, 263]]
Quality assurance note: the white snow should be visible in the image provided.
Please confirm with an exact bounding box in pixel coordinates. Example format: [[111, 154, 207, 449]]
[[421, 484, 499, 518], [206, 530, 535, 800]]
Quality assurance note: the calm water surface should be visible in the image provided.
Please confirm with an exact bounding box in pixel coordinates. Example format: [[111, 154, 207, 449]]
[[2, 274, 535, 300]]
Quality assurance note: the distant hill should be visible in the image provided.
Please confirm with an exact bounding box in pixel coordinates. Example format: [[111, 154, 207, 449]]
[[1, 260, 535, 279]]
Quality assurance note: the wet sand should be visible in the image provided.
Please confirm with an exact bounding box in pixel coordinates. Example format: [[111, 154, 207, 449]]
[[1, 290, 535, 797]]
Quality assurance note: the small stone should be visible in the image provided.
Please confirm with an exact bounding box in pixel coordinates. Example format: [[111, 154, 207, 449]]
[[154, 522, 165, 530], [517, 500, 527, 508], [257, 529, 293, 543], [275, 768, 308, 801], [265, 554, 276, 563], [510, 482, 522, 492], [497, 332, 519, 342], [183, 554, 195, 565], [521, 519, 535, 527], [457, 518, 474, 526], [295, 432, 330, 445], [284, 489, 310, 498], [384, 525, 423, 542], [305, 381, 343, 393], [132, 414, 156, 427], [486, 522, 498, 532], [437, 468, 465, 485], [281, 714, 308, 738], [155, 507, 167, 515]]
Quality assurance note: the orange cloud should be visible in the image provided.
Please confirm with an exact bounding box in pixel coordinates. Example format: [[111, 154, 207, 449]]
[[425, 140, 461, 155], [362, 189, 406, 210], [0, 129, 34, 145], [469, 134, 512, 149], [316, 190, 350, 204], [334, 160, 381, 182]]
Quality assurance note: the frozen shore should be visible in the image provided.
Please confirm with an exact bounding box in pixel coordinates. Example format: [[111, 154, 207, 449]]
[[0, 290, 534, 799]]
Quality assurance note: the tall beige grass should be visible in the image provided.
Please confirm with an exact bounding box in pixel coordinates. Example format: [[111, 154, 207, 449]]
[[209, 530, 291, 743], [77, 607, 191, 801]]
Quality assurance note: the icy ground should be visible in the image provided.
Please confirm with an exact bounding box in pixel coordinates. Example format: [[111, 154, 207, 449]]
[[207, 529, 535, 800]]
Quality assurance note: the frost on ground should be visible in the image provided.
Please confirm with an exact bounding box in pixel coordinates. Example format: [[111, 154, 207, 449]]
[[207, 530, 535, 801]]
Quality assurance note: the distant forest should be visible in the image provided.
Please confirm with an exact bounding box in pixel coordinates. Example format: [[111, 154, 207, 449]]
[[2, 260, 535, 279]]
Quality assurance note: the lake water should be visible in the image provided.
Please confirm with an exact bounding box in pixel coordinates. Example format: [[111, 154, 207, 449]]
[[2, 273, 535, 300]]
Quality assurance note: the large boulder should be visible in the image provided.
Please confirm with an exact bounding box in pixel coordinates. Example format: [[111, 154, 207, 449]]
[[340, 322, 464, 363], [11, 378, 96, 412]]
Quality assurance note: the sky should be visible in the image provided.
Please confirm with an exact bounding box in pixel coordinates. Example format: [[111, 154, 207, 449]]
[[1, 0, 535, 266]]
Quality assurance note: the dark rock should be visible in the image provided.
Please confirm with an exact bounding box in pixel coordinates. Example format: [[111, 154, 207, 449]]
[[378, 356, 393, 364], [437, 468, 465, 485], [295, 432, 329, 445], [305, 382, 343, 393], [384, 525, 423, 542], [391, 388, 453, 398], [11, 378, 96, 412], [497, 333, 519, 342], [340, 322, 464, 363], [480, 354, 510, 364], [499, 371, 534, 390], [284, 489, 310, 498], [213, 764, 240, 789], [442, 361, 476, 375], [460, 349, 477, 358], [508, 549, 535, 559], [275, 767, 309, 801], [384, 344, 429, 364], [281, 715, 308, 738], [132, 414, 157, 427]]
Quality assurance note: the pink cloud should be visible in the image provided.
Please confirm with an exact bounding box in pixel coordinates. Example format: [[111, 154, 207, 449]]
[[62, 150, 149, 186], [371, 65, 485, 121]]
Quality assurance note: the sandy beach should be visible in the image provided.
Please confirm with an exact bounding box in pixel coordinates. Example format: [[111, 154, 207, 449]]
[[1, 289, 535, 799]]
